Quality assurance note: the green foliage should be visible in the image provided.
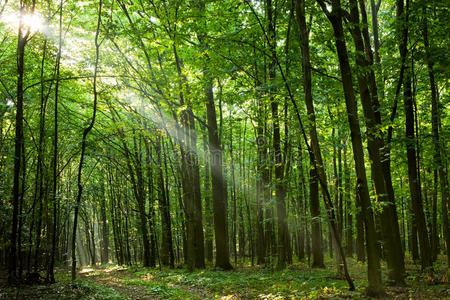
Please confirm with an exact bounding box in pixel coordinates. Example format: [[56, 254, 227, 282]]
[[3, 275, 125, 300], [122, 278, 195, 299], [130, 263, 360, 299]]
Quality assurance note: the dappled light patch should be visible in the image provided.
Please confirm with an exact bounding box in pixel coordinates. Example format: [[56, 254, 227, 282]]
[[219, 294, 239, 299], [103, 266, 128, 273], [257, 293, 284, 299], [79, 267, 95, 274], [142, 272, 155, 281]]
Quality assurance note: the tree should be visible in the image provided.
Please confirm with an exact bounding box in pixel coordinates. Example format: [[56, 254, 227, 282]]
[[316, 0, 384, 295], [71, 0, 102, 280], [9, 0, 35, 284]]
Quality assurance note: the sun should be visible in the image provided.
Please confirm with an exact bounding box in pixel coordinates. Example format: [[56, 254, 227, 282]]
[[0, 11, 45, 35], [21, 13, 45, 33]]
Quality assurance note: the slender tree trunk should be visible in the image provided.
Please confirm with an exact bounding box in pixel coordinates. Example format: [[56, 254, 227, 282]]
[[431, 171, 438, 260], [229, 121, 237, 265], [343, 142, 353, 257], [91, 211, 96, 265], [423, 5, 450, 267], [297, 145, 306, 260], [242, 120, 254, 265], [156, 137, 174, 268], [188, 112, 205, 269], [71, 0, 102, 280], [123, 195, 132, 266], [348, 0, 405, 284], [337, 136, 343, 245], [265, 0, 289, 270], [10, 3, 30, 282], [256, 110, 266, 265], [119, 130, 152, 267], [144, 137, 157, 267], [309, 161, 323, 267], [17, 143, 26, 278], [108, 170, 122, 265], [203, 135, 214, 263], [48, 0, 63, 282], [403, 59, 432, 269], [31, 37, 50, 273], [295, 0, 324, 268], [192, 3, 231, 268], [172, 41, 205, 270], [253, 42, 266, 265], [205, 75, 232, 270], [293, 3, 351, 285], [100, 183, 109, 265]]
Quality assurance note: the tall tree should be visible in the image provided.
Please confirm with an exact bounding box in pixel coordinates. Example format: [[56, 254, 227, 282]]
[[422, 3, 450, 267], [196, 0, 232, 269], [346, 0, 405, 284], [399, 0, 432, 268], [71, 0, 102, 280], [156, 136, 174, 268], [48, 0, 63, 283], [9, 0, 35, 283], [294, 0, 324, 268], [267, 0, 289, 270], [316, 0, 384, 295]]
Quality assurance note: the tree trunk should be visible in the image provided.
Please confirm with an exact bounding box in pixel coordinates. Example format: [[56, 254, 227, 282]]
[[297, 145, 306, 260], [316, 0, 383, 295], [144, 137, 157, 267], [267, 0, 289, 270], [100, 184, 109, 265], [48, 0, 63, 282], [172, 40, 205, 270], [10, 5, 29, 283], [205, 77, 232, 270], [71, 0, 102, 280], [348, 0, 405, 284], [295, 0, 324, 269], [32, 37, 50, 273], [423, 5, 450, 267], [256, 112, 266, 265], [203, 135, 214, 263], [119, 130, 152, 268], [309, 158, 323, 267], [403, 60, 432, 269], [156, 137, 174, 268], [343, 142, 353, 257], [229, 121, 238, 265]]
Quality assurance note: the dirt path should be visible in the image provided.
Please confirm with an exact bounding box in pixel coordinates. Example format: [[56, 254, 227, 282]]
[[79, 268, 153, 299], [78, 268, 217, 299]]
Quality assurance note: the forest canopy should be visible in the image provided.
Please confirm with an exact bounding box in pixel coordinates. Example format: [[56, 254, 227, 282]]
[[0, 0, 448, 298]]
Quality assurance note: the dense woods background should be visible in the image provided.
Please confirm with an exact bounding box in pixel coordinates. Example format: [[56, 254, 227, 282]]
[[0, 0, 448, 297]]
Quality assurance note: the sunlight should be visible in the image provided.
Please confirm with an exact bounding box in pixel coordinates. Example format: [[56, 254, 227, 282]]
[[23, 13, 45, 33], [1, 11, 46, 35], [79, 267, 95, 274], [104, 266, 128, 273]]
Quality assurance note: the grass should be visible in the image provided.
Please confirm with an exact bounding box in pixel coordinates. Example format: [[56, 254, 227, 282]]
[[1, 273, 124, 299], [128, 260, 363, 299], [1, 255, 448, 299], [121, 278, 196, 299]]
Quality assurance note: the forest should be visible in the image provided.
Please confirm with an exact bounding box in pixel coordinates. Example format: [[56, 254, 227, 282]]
[[0, 0, 448, 298]]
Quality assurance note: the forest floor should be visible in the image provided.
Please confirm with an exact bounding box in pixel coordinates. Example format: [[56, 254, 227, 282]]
[[0, 256, 448, 299]]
